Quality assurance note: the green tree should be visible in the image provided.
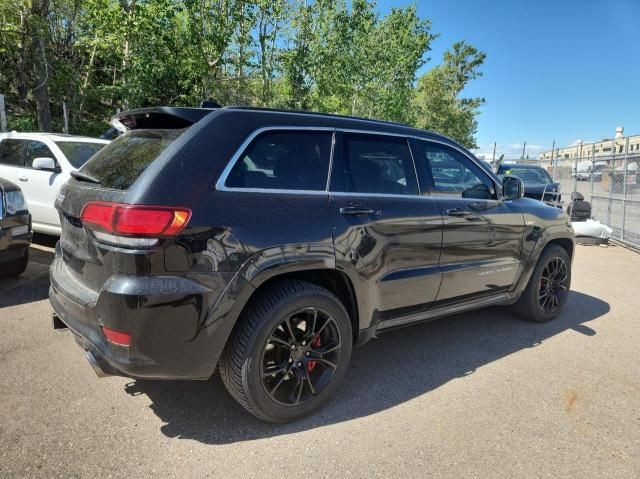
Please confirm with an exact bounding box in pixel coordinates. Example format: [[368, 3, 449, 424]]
[[0, 0, 487, 139], [413, 40, 486, 148]]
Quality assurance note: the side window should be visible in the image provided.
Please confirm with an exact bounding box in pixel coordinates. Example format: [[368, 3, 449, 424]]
[[413, 141, 494, 199], [25, 140, 56, 168], [330, 133, 418, 195], [225, 130, 332, 191], [0, 139, 26, 167]]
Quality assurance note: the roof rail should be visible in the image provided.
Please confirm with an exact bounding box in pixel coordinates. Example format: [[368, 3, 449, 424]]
[[221, 105, 412, 129]]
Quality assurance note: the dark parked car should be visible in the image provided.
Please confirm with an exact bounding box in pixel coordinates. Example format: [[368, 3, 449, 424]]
[[0, 178, 32, 277], [496, 163, 561, 207], [50, 107, 574, 422]]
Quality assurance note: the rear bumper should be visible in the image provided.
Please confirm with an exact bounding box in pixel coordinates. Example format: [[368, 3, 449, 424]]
[[49, 251, 248, 380]]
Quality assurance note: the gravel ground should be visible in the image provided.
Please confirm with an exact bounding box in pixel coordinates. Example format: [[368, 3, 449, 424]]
[[0, 239, 638, 478]]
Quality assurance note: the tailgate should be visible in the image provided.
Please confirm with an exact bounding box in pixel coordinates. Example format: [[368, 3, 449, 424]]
[[56, 181, 125, 289]]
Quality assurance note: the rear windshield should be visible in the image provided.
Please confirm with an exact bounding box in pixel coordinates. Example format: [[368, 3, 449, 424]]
[[55, 141, 106, 168], [80, 129, 185, 190]]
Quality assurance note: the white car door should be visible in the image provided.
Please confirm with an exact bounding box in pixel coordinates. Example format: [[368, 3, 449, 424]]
[[0, 138, 28, 185], [21, 139, 67, 234], [0, 138, 34, 219]]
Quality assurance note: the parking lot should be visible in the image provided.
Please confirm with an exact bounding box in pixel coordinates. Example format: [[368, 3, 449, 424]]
[[0, 239, 638, 478]]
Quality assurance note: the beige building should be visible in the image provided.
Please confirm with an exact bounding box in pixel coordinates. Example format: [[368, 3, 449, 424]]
[[538, 127, 640, 160]]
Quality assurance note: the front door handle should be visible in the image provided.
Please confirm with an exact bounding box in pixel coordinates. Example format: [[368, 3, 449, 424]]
[[446, 208, 471, 217], [18, 176, 28, 182], [340, 206, 375, 216]]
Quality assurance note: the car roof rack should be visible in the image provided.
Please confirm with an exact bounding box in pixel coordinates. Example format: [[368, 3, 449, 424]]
[[222, 105, 412, 129]]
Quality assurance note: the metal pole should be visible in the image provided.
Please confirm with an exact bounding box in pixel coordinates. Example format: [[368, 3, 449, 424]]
[[492, 142, 496, 163], [573, 156, 578, 195], [574, 142, 582, 195], [621, 137, 629, 241], [550, 140, 556, 180], [607, 139, 616, 227], [0, 94, 6, 132], [521, 141, 526, 160], [62, 101, 69, 134], [590, 144, 595, 200]]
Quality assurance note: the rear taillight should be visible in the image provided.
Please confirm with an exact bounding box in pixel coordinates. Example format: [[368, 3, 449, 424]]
[[80, 202, 191, 247], [101, 326, 132, 346]]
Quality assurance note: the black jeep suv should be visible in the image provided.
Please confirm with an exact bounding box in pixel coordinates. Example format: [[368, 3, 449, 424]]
[[50, 107, 574, 422]]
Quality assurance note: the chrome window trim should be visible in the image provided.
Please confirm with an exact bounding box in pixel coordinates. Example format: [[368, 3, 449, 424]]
[[330, 191, 425, 199], [215, 125, 493, 198], [405, 137, 422, 196], [215, 126, 335, 194], [325, 130, 336, 192], [330, 130, 422, 197], [411, 137, 498, 197]]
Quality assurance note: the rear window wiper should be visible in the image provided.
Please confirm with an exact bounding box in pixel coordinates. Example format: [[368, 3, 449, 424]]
[[70, 170, 101, 184]]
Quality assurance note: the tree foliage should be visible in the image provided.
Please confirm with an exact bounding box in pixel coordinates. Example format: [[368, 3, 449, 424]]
[[413, 41, 486, 148], [0, 0, 485, 146]]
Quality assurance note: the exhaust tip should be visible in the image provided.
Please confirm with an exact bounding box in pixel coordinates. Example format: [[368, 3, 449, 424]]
[[85, 349, 111, 378]]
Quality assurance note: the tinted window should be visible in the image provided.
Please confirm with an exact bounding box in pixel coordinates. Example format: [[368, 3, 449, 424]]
[[25, 140, 55, 168], [0, 139, 25, 167], [81, 129, 185, 190], [55, 141, 106, 168], [225, 130, 332, 191], [498, 166, 552, 184], [330, 133, 417, 195], [413, 141, 493, 199]]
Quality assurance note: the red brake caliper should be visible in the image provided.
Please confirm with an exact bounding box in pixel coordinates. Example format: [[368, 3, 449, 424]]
[[307, 336, 321, 373]]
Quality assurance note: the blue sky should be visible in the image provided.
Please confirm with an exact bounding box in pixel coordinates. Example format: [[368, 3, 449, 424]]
[[378, 0, 640, 158]]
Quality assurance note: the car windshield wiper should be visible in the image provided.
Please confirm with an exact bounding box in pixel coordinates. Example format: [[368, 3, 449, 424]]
[[70, 170, 101, 184]]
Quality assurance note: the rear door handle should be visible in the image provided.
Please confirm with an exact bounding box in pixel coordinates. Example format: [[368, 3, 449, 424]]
[[340, 206, 375, 216], [446, 208, 470, 217], [18, 176, 28, 182]]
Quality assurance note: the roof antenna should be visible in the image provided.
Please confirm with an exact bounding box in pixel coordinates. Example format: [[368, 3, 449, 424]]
[[199, 99, 221, 108]]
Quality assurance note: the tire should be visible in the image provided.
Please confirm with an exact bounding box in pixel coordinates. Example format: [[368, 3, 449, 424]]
[[512, 244, 571, 322], [0, 248, 29, 278], [219, 279, 353, 423]]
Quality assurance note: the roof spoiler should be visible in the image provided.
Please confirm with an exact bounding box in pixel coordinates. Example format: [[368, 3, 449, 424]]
[[110, 107, 216, 132]]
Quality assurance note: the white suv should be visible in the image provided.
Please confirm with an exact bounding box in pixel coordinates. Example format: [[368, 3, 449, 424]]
[[0, 132, 109, 235]]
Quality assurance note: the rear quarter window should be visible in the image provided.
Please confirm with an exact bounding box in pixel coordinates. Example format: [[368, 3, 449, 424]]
[[0, 139, 25, 167], [224, 130, 333, 191], [80, 129, 184, 190]]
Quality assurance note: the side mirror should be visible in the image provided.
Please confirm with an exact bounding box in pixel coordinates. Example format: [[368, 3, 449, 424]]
[[32, 157, 58, 172], [502, 175, 524, 200]]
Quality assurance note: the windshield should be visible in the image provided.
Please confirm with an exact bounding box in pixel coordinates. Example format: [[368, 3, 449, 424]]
[[55, 141, 107, 168], [501, 166, 552, 184], [80, 129, 186, 190]]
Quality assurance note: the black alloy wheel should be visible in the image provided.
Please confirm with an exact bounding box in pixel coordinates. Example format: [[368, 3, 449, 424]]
[[261, 307, 342, 406], [219, 280, 352, 423], [538, 256, 569, 313], [512, 244, 572, 323]]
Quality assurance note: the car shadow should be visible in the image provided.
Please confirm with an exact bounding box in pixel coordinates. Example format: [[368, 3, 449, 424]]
[[0, 245, 55, 308], [124, 290, 609, 444]]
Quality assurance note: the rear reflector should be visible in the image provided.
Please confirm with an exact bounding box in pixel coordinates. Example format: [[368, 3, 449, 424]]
[[80, 202, 191, 237], [101, 326, 132, 346]]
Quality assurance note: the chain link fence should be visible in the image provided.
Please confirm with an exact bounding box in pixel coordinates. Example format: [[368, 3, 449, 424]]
[[539, 138, 640, 249]]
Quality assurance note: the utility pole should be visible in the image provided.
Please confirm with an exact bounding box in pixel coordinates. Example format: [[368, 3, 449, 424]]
[[521, 141, 526, 160], [0, 94, 6, 132], [550, 139, 556, 180], [492, 142, 496, 163], [62, 101, 69, 134]]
